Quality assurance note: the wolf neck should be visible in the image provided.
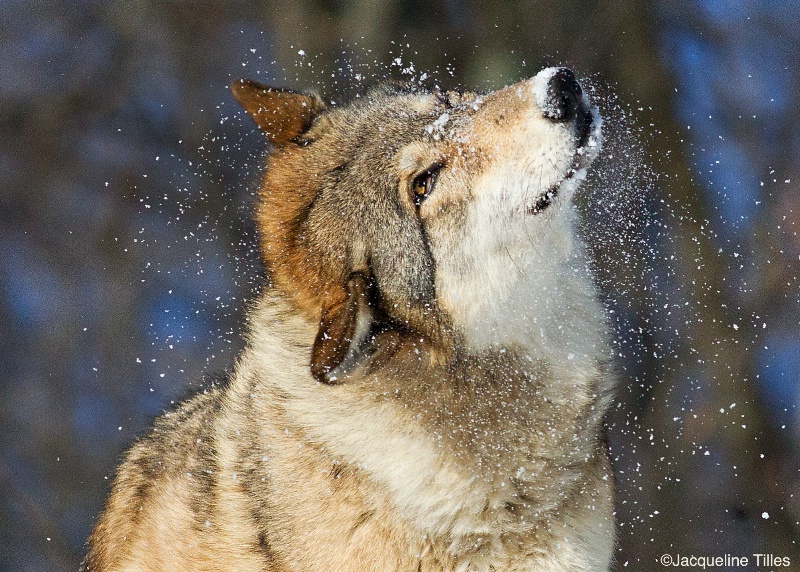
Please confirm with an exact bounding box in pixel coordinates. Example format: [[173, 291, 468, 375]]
[[241, 289, 610, 551], [441, 206, 609, 379]]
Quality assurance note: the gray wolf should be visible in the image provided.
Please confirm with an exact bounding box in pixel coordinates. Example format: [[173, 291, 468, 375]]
[[83, 66, 616, 571]]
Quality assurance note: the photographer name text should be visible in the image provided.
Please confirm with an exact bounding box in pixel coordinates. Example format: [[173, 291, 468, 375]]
[[660, 553, 790, 568]]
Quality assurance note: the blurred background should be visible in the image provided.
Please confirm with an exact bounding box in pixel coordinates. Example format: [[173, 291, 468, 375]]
[[2, 1, 799, 570]]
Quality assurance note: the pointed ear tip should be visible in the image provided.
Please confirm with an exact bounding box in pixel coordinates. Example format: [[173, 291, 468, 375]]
[[310, 342, 340, 385], [230, 78, 256, 98], [229, 80, 245, 102], [309, 360, 327, 382]]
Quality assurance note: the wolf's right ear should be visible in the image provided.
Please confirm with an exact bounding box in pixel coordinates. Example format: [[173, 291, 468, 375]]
[[230, 79, 325, 145], [310, 272, 374, 384]]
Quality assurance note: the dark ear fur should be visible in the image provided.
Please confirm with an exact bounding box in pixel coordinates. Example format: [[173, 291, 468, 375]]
[[230, 79, 325, 145], [310, 273, 373, 383]]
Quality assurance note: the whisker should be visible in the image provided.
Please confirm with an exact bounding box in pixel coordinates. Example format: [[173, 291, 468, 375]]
[[504, 244, 526, 278]]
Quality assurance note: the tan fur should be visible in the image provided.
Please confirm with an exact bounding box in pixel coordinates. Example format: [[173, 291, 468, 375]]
[[84, 68, 616, 571]]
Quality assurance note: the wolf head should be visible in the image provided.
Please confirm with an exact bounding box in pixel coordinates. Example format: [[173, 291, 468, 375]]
[[232, 68, 603, 382]]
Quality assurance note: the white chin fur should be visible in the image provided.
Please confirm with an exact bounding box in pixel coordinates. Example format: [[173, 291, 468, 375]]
[[538, 103, 603, 208]]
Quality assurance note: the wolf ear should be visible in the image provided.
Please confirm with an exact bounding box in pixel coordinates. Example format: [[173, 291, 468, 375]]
[[310, 273, 374, 384], [230, 79, 324, 145]]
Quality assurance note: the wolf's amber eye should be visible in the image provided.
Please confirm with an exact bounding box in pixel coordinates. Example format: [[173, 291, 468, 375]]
[[411, 166, 441, 207]]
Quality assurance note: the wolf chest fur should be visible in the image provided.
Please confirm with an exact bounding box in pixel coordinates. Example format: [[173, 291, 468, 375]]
[[83, 67, 616, 571]]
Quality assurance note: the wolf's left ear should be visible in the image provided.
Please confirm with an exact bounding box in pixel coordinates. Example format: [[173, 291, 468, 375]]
[[230, 79, 325, 145]]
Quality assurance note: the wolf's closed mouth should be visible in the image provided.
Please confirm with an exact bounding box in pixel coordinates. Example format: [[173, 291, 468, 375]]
[[529, 106, 598, 215]]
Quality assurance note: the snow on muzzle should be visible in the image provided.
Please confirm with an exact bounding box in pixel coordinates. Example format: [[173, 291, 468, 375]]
[[528, 67, 603, 215]]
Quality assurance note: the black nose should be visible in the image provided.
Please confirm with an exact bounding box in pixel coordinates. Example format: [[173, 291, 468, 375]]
[[541, 68, 583, 122]]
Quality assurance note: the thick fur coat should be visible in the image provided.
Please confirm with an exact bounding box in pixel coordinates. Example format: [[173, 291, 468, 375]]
[[83, 67, 616, 572]]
